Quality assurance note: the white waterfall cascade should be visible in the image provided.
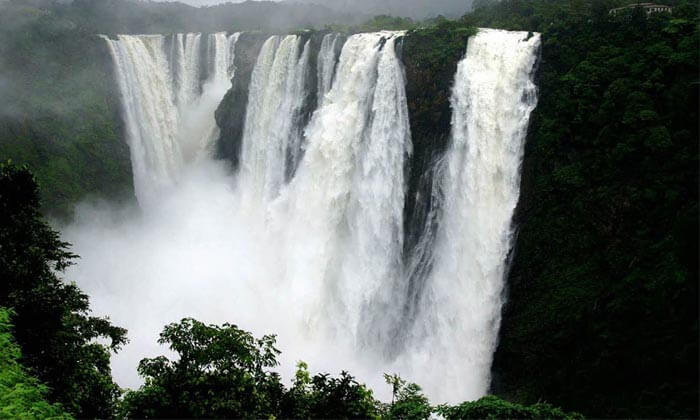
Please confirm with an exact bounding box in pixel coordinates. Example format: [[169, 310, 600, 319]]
[[316, 33, 340, 105], [179, 32, 241, 162], [403, 28, 541, 401], [73, 29, 541, 404], [273, 31, 411, 352], [102, 32, 240, 202], [238, 35, 311, 205], [102, 34, 181, 202], [172, 33, 202, 110]]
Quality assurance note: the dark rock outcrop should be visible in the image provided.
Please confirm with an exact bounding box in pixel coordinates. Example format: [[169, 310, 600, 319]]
[[214, 32, 268, 167], [397, 26, 474, 327]]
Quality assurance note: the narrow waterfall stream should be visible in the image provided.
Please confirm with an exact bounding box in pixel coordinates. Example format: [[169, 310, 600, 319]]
[[238, 34, 311, 205]]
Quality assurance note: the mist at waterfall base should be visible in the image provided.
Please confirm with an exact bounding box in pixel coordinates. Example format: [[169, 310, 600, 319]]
[[61, 29, 540, 404]]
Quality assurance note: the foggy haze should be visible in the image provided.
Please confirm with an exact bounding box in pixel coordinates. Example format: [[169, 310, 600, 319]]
[[289, 0, 472, 19], [147, 0, 472, 19]]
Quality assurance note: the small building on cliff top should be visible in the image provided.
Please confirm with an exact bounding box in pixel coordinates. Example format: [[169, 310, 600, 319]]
[[609, 3, 673, 15]]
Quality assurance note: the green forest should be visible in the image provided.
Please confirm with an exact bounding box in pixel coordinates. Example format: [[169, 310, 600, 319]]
[[459, 0, 698, 417], [0, 0, 697, 417]]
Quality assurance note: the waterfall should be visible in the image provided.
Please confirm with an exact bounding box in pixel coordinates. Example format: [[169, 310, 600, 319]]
[[173, 33, 202, 110], [316, 33, 340, 105], [338, 33, 411, 354], [274, 32, 410, 350], [93, 28, 541, 403], [406, 28, 541, 401], [102, 34, 182, 202], [208, 32, 240, 82], [102, 32, 240, 202], [238, 35, 311, 205], [178, 32, 241, 161]]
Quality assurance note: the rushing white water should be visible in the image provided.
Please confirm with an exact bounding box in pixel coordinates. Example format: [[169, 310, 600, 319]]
[[172, 33, 202, 110], [178, 32, 241, 161], [238, 35, 310, 205], [102, 32, 240, 202], [207, 32, 240, 83], [71, 28, 540, 404], [316, 33, 340, 105], [332, 33, 411, 353], [274, 32, 410, 352], [102, 35, 182, 203], [403, 28, 541, 401]]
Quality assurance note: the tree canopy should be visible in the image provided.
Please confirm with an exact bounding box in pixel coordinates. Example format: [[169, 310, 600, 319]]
[[0, 308, 73, 420], [120, 317, 581, 419], [0, 162, 127, 418]]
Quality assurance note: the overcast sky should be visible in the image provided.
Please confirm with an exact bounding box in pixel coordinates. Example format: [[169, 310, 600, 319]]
[[149, 0, 276, 5]]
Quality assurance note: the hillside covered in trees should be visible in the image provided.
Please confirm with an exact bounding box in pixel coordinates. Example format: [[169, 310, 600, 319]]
[[0, 0, 697, 417], [459, 1, 698, 417]]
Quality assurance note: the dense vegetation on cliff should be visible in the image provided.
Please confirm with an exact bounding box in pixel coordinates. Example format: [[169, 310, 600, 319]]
[[0, 309, 72, 419], [0, 163, 127, 417], [458, 0, 698, 417], [0, 0, 132, 218]]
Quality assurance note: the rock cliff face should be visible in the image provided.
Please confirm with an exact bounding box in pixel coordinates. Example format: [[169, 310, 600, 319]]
[[398, 27, 474, 300], [214, 33, 268, 166]]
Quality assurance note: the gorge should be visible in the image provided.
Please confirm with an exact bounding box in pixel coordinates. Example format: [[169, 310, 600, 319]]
[[62, 28, 541, 403], [1, 0, 698, 417]]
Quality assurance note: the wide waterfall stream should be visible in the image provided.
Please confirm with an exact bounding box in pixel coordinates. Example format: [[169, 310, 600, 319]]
[[64, 28, 541, 402]]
